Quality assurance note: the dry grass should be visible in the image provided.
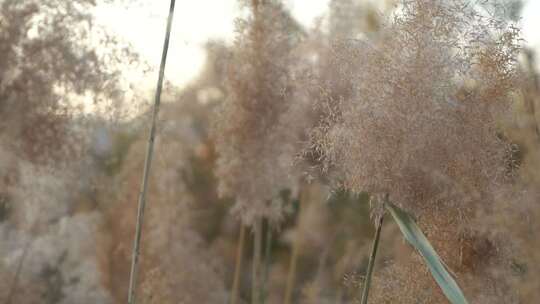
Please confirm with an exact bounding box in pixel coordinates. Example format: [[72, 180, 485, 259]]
[[1, 0, 538, 303]]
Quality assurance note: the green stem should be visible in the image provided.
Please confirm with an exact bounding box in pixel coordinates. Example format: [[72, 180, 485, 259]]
[[360, 213, 385, 304]]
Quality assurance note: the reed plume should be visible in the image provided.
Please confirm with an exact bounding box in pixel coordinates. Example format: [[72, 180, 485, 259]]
[[305, 0, 521, 301], [213, 0, 301, 225]]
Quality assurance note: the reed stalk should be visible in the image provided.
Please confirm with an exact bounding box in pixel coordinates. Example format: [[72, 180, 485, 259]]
[[230, 224, 246, 304], [252, 217, 263, 304], [261, 220, 273, 304], [284, 190, 305, 304], [4, 233, 33, 304], [360, 212, 385, 304], [127, 1, 176, 303]]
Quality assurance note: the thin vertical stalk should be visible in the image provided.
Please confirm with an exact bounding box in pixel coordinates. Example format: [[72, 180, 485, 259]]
[[4, 236, 32, 304], [231, 224, 246, 304], [261, 221, 273, 304], [524, 49, 540, 139], [360, 213, 385, 304], [284, 191, 304, 304], [252, 218, 263, 304], [283, 226, 300, 304], [127, 1, 176, 304], [4, 215, 41, 304]]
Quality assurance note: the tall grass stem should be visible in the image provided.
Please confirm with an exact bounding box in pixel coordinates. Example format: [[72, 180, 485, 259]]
[[252, 218, 263, 304], [127, 1, 176, 303], [284, 191, 304, 304], [360, 213, 384, 304], [261, 221, 273, 304], [4, 233, 33, 304], [231, 224, 246, 304]]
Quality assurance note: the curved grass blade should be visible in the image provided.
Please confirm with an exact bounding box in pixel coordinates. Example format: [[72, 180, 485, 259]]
[[385, 203, 469, 304]]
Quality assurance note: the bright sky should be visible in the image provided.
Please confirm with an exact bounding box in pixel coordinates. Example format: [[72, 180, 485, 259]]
[[95, 0, 540, 90], [522, 0, 540, 48]]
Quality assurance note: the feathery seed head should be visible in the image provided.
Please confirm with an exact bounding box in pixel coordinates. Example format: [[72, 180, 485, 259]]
[[307, 0, 520, 214], [213, 0, 302, 225]]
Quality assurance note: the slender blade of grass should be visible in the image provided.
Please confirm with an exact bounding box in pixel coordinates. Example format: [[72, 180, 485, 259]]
[[386, 203, 469, 304]]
